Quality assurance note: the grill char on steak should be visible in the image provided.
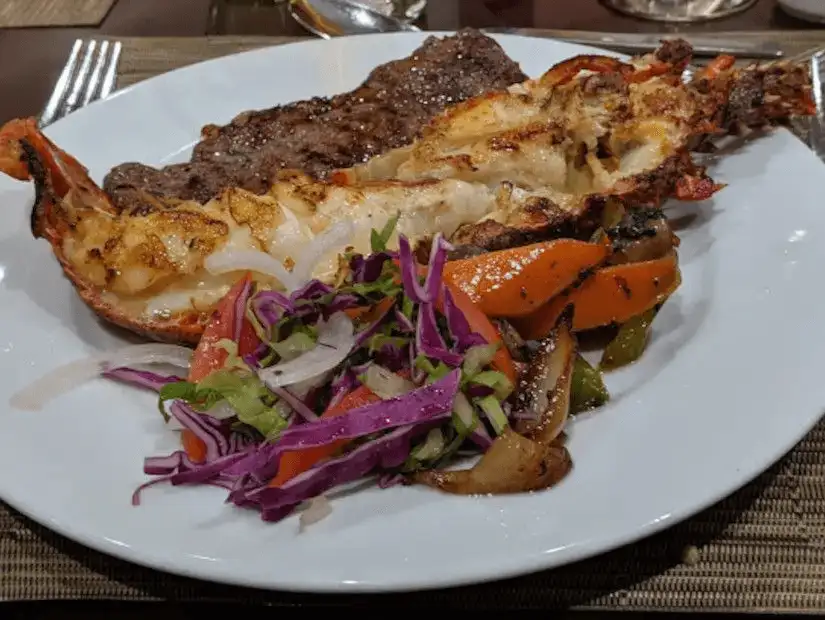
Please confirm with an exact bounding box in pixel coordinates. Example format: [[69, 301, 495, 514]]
[[102, 29, 528, 210]]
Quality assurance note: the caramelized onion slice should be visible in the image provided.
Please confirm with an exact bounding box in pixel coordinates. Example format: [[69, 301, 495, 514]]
[[515, 306, 577, 445], [413, 307, 577, 496], [413, 428, 571, 495]]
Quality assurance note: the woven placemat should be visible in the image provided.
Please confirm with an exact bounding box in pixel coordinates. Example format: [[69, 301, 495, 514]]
[[3, 420, 825, 609], [0, 0, 116, 28], [4, 32, 825, 611]]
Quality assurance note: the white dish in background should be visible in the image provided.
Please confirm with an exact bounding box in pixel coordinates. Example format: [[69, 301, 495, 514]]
[[0, 32, 824, 593], [779, 0, 825, 23]]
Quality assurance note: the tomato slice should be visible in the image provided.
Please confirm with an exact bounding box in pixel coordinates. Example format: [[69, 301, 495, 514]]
[[184, 273, 258, 462], [188, 273, 256, 383], [437, 281, 517, 386], [267, 385, 381, 487]]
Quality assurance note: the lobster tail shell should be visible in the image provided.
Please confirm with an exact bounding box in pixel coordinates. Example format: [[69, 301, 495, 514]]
[[1, 120, 208, 347], [18, 139, 52, 240]]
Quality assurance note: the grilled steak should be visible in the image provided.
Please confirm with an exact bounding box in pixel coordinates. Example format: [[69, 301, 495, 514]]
[[103, 28, 527, 210]]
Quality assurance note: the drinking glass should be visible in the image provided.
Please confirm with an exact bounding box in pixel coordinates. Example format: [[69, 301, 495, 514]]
[[602, 0, 758, 22]]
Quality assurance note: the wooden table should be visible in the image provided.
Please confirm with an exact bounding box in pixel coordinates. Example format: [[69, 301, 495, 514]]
[[0, 0, 818, 123]]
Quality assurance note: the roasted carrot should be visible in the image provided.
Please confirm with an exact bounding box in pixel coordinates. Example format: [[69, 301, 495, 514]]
[[181, 430, 207, 463], [268, 385, 381, 487], [442, 239, 610, 318], [181, 433, 205, 463], [512, 252, 681, 340]]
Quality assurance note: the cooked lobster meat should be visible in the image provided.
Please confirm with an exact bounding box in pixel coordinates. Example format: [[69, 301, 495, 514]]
[[0, 42, 814, 346]]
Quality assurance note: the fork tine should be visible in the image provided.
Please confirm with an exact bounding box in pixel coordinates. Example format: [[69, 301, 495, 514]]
[[40, 39, 123, 127], [62, 40, 98, 119], [99, 41, 122, 99], [81, 40, 110, 107], [39, 39, 83, 127]]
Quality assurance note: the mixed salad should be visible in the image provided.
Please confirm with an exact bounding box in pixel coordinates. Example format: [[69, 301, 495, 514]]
[[12, 217, 680, 525]]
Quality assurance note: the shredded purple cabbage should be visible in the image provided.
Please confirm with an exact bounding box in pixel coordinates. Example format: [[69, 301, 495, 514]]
[[415, 302, 462, 367], [442, 287, 488, 351], [168, 401, 229, 462], [270, 386, 319, 423], [242, 341, 271, 370], [144, 450, 196, 477], [232, 278, 255, 343], [468, 424, 494, 450], [227, 369, 460, 485], [130, 229, 522, 524], [251, 290, 292, 336], [255, 423, 432, 521], [328, 369, 358, 410], [394, 308, 414, 333], [398, 236, 429, 303], [351, 251, 395, 284], [398, 233, 454, 304], [103, 368, 181, 393], [291, 280, 334, 302], [374, 342, 409, 373], [423, 234, 453, 301], [325, 293, 361, 317]]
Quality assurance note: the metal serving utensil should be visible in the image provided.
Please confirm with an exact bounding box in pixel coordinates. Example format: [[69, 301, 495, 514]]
[[288, 0, 419, 39]]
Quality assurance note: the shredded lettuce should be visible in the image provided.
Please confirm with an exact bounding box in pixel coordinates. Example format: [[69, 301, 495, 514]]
[[159, 370, 289, 438], [348, 274, 402, 299], [414, 355, 452, 382], [368, 333, 408, 353], [410, 428, 446, 461], [476, 395, 509, 435], [401, 294, 415, 320], [432, 428, 472, 469], [215, 339, 250, 371], [451, 392, 478, 435], [461, 343, 501, 379], [370, 211, 401, 253], [245, 295, 270, 343], [469, 370, 513, 401]]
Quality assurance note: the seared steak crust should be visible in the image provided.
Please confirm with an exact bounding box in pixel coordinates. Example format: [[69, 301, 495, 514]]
[[103, 29, 527, 210]]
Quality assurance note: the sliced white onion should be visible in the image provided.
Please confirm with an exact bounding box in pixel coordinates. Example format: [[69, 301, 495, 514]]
[[299, 495, 333, 531], [10, 343, 193, 412], [360, 365, 415, 400], [257, 312, 354, 390], [204, 219, 355, 296], [290, 220, 356, 289], [289, 374, 331, 400], [204, 249, 300, 291]]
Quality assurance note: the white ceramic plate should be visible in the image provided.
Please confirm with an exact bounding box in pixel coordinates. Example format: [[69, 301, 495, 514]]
[[779, 0, 825, 24], [0, 32, 824, 594]]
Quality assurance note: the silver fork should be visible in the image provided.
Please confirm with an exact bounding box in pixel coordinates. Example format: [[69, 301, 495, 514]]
[[39, 39, 123, 128]]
